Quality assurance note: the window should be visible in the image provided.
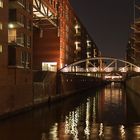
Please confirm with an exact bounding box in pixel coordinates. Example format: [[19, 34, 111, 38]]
[[21, 52, 31, 68], [27, 20, 32, 30], [8, 29, 16, 43], [17, 33, 25, 46], [26, 53, 31, 68], [26, 2, 32, 13], [42, 62, 57, 71], [0, 0, 3, 8], [0, 22, 2, 30], [0, 45, 2, 53], [21, 51, 26, 66], [18, 14, 25, 27], [27, 36, 31, 48]]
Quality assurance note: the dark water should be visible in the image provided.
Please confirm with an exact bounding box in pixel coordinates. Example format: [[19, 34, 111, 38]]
[[0, 82, 140, 140]]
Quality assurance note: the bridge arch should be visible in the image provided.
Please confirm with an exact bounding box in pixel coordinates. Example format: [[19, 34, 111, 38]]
[[60, 57, 140, 73]]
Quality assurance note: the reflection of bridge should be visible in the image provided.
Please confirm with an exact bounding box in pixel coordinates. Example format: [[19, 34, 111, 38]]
[[60, 57, 140, 81]]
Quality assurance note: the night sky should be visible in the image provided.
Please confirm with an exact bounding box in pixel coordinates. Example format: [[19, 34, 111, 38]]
[[69, 0, 133, 59]]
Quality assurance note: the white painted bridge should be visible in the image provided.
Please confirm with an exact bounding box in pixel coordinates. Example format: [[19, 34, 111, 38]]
[[60, 57, 140, 81]]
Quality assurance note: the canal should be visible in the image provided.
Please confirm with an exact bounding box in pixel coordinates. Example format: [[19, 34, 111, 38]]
[[0, 83, 140, 140]]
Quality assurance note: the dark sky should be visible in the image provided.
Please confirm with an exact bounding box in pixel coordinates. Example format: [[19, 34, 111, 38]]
[[69, 0, 133, 59]]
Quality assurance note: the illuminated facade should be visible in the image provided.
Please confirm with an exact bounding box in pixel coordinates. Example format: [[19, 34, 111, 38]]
[[74, 18, 99, 62], [33, 0, 59, 71], [8, 0, 33, 69], [0, 0, 33, 115], [0, 0, 100, 115], [33, 0, 99, 71]]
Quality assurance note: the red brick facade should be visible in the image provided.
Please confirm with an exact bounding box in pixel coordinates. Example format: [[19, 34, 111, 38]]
[[0, 0, 100, 116]]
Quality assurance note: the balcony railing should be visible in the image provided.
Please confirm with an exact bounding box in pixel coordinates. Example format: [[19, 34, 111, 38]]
[[8, 36, 24, 46]]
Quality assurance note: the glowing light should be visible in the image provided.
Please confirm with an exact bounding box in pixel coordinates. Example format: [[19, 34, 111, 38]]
[[0, 45, 2, 53], [8, 23, 14, 29], [49, 123, 58, 139], [120, 125, 125, 139], [99, 123, 104, 136], [135, 67, 140, 72], [84, 99, 90, 139], [74, 24, 80, 29], [64, 108, 80, 139], [0, 1, 3, 8], [42, 62, 57, 71]]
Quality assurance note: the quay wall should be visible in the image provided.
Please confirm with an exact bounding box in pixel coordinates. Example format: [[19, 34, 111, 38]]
[[0, 71, 106, 118], [125, 76, 140, 117], [125, 76, 140, 95], [33, 72, 106, 105]]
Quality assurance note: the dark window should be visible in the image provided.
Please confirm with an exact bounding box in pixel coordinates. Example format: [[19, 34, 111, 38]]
[[8, 46, 16, 65]]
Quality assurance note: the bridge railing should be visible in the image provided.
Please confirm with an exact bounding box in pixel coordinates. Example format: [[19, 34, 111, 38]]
[[60, 57, 140, 73]]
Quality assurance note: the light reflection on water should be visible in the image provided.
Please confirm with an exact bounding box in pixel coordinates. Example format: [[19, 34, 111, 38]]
[[0, 82, 140, 140]]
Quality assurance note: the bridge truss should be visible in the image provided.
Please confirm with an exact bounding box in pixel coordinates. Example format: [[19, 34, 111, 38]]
[[60, 57, 140, 81], [33, 0, 58, 29]]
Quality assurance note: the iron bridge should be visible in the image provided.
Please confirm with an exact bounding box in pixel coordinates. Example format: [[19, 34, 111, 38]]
[[60, 57, 140, 81]]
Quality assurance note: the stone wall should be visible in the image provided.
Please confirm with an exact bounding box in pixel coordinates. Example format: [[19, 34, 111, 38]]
[[33, 72, 106, 105], [125, 76, 140, 95]]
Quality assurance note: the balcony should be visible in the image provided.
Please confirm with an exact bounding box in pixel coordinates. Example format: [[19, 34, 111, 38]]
[[9, 0, 25, 9], [8, 36, 25, 47], [9, 9, 25, 28]]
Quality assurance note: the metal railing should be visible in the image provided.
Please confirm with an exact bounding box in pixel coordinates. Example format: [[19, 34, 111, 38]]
[[8, 36, 24, 46]]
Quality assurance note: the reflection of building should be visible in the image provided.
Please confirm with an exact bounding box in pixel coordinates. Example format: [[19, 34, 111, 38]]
[[97, 84, 126, 124], [126, 1, 140, 66]]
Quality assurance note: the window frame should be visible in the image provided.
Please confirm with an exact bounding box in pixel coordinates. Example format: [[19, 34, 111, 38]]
[[0, 0, 3, 8]]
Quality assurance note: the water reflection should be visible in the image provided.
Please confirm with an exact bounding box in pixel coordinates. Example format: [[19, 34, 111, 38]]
[[97, 82, 126, 124], [0, 83, 140, 140]]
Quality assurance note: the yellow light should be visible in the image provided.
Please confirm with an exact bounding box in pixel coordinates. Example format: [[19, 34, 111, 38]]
[[8, 23, 14, 29], [0, 45, 2, 53], [74, 25, 79, 29]]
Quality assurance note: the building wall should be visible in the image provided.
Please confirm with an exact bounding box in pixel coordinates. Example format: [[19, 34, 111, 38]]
[[0, 0, 33, 116], [127, 21, 140, 66], [0, 0, 8, 85], [33, 27, 60, 70], [59, 0, 75, 68], [126, 2, 140, 66], [0, 0, 101, 116], [33, 0, 99, 70], [8, 0, 33, 86]]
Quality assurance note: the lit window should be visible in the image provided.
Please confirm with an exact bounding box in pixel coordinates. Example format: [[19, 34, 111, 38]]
[[0, 0, 3, 8], [0, 22, 2, 30], [0, 45, 2, 53]]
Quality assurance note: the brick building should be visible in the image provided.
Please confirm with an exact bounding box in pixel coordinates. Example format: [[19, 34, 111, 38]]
[[0, 0, 100, 115], [126, 1, 140, 66], [33, 0, 99, 71], [0, 0, 8, 85], [0, 0, 33, 115]]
